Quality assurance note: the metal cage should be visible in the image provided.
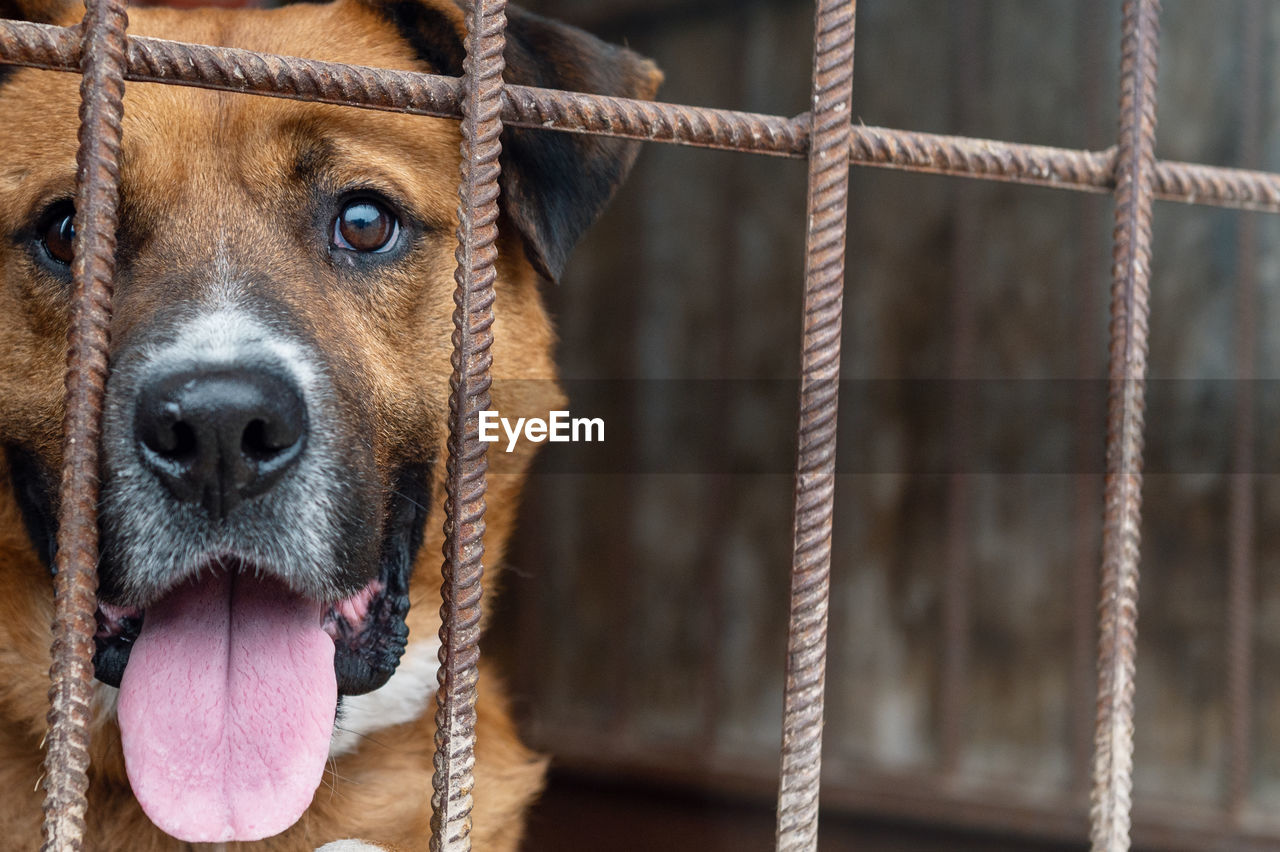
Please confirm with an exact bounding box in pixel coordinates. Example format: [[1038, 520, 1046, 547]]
[[0, 0, 1272, 849]]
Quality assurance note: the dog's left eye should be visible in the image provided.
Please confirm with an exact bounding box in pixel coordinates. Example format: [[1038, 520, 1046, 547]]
[[39, 202, 76, 266], [331, 199, 399, 254]]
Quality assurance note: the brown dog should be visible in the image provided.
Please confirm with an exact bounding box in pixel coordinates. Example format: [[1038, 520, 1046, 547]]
[[0, 0, 658, 847]]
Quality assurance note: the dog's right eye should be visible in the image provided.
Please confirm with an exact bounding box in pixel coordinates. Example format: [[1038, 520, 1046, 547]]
[[332, 199, 399, 254], [38, 202, 76, 267]]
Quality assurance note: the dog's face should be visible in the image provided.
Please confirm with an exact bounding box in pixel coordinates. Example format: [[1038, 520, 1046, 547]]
[[0, 0, 657, 843]]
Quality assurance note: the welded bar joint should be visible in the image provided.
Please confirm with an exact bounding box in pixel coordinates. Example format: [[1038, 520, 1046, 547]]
[[775, 1, 855, 851], [429, 0, 506, 850], [1091, 1, 1161, 851]]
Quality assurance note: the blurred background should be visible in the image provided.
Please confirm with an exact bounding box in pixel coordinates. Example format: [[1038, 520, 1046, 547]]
[[484, 0, 1280, 848]]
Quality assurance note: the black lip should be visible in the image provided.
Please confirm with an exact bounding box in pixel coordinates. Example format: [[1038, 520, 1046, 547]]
[[332, 463, 429, 695], [7, 444, 430, 696], [94, 607, 140, 688]]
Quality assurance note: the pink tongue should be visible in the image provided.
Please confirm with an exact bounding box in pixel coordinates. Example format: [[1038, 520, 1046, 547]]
[[118, 572, 336, 843]]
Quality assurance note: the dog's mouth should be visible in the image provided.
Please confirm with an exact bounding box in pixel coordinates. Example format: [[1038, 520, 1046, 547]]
[[92, 539, 414, 699], [99, 462, 424, 843], [83, 460, 429, 699], [8, 448, 429, 842], [92, 555, 408, 692]]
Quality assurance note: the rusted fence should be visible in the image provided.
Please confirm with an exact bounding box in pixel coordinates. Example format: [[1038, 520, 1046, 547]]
[[2, 0, 1276, 849]]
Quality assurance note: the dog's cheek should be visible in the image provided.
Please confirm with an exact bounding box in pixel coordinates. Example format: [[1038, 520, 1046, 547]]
[[0, 293, 68, 463], [314, 284, 451, 470]]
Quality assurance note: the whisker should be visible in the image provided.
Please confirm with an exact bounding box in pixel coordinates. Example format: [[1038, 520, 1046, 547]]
[[391, 489, 430, 513], [333, 723, 393, 751]]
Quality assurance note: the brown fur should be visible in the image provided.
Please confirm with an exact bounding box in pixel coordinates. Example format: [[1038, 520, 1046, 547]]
[[0, 0, 659, 848]]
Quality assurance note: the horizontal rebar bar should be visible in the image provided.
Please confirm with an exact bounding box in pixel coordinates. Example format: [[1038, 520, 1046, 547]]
[[0, 19, 804, 155], [3, 19, 1280, 212]]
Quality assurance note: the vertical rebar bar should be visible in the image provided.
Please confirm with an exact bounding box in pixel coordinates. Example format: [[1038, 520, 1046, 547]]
[[430, 0, 506, 849], [40, 0, 128, 848], [774, 1, 855, 849], [1226, 0, 1262, 817], [1090, 1, 1160, 850]]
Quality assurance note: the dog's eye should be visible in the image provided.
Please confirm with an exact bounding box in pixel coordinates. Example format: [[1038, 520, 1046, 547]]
[[332, 199, 399, 254], [39, 202, 76, 266]]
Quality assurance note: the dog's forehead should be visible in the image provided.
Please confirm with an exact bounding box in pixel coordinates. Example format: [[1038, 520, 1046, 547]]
[[116, 90, 463, 222], [0, 0, 462, 221]]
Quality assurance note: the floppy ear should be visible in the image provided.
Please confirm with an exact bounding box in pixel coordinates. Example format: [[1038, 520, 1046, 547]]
[[371, 0, 663, 281], [0, 0, 76, 23], [497, 7, 662, 281]]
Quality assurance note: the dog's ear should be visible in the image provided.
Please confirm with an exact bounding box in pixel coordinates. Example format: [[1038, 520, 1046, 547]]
[[496, 7, 662, 281], [370, 0, 663, 281], [0, 0, 76, 23]]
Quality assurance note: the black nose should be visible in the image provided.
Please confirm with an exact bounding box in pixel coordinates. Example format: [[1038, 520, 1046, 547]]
[[135, 367, 307, 518]]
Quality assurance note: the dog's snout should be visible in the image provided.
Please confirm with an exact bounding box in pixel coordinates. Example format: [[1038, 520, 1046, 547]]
[[135, 367, 307, 518]]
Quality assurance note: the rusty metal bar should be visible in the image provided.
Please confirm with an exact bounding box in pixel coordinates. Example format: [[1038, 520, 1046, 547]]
[[847, 126, 1110, 190], [0, 19, 804, 157], [1226, 0, 1263, 817], [6, 20, 1280, 213], [1091, 1, 1161, 850], [851, 127, 1280, 215], [40, 0, 129, 849], [429, 0, 506, 849], [775, 0, 855, 849]]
